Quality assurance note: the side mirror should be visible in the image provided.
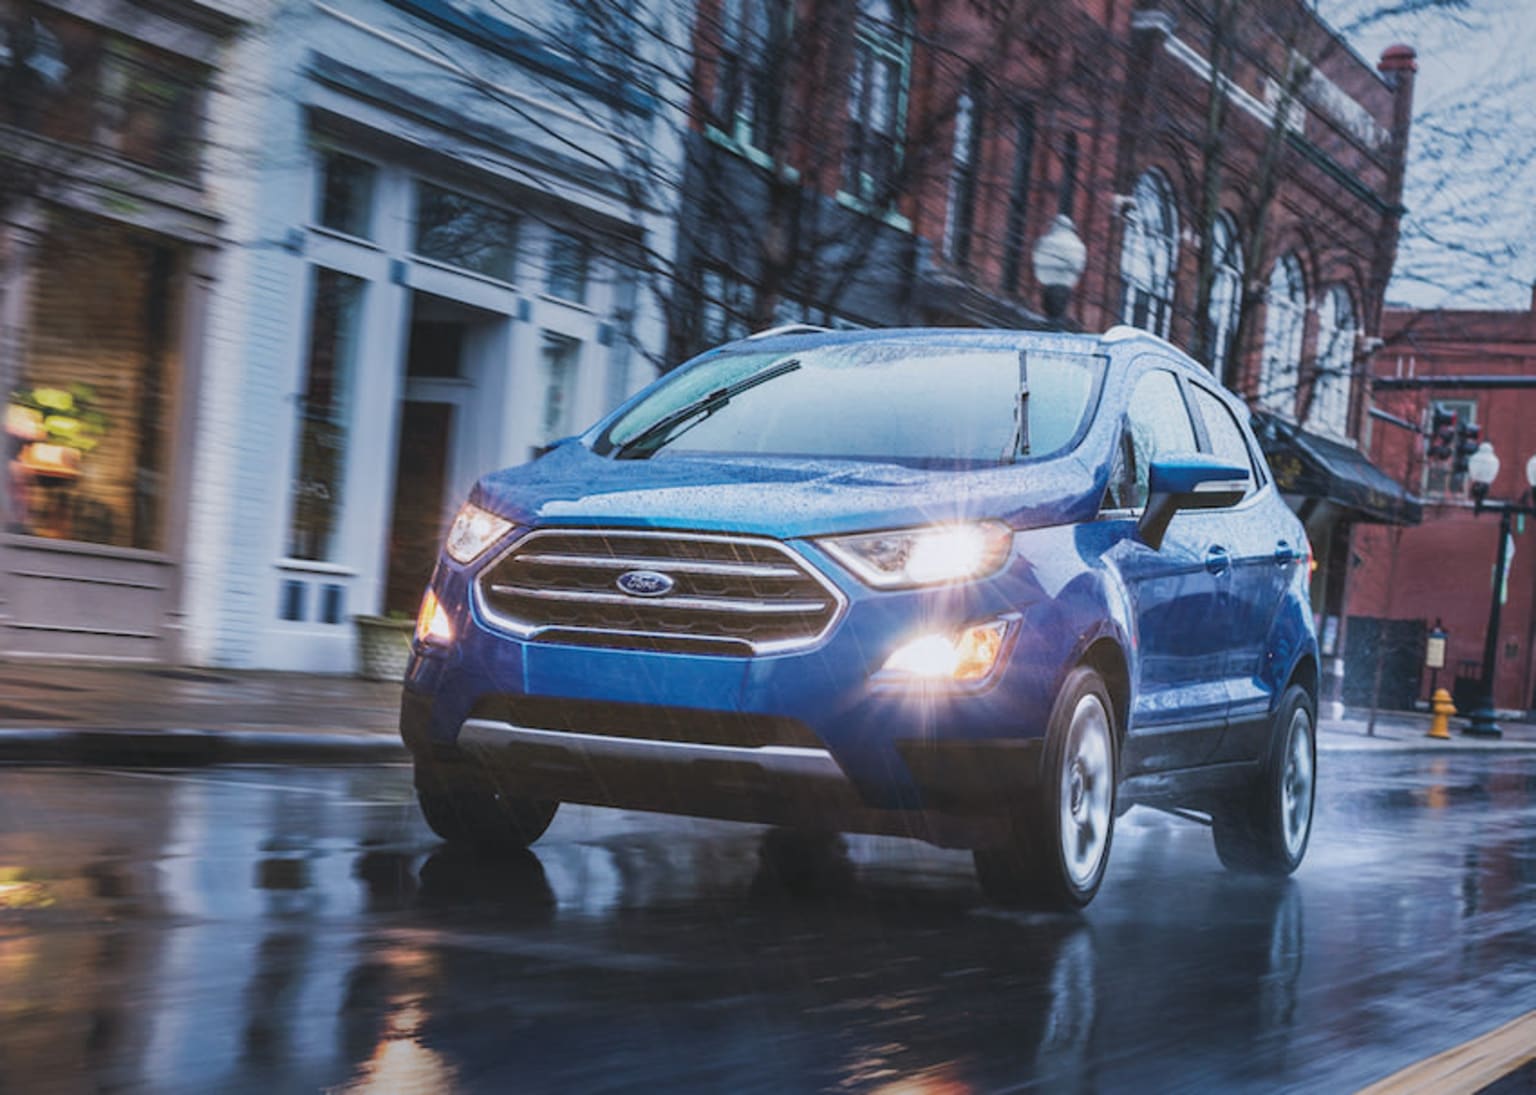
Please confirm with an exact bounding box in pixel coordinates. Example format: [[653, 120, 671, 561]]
[[1137, 454, 1250, 549]]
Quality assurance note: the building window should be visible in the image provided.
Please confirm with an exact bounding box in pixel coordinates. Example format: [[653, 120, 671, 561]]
[[556, 0, 638, 77], [1205, 213, 1244, 379], [539, 334, 581, 444], [714, 0, 790, 149], [317, 151, 377, 240], [1308, 285, 1356, 440], [1259, 253, 1307, 415], [1001, 104, 1036, 291], [96, 42, 205, 179], [1425, 398, 1475, 497], [287, 268, 365, 562], [414, 183, 519, 282], [545, 230, 591, 304], [5, 214, 180, 550], [844, 0, 911, 206], [1119, 170, 1178, 338], [1058, 133, 1079, 219], [944, 74, 984, 265], [700, 267, 751, 344]]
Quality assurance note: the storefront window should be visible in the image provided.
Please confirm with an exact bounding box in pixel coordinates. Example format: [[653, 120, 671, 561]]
[[6, 214, 180, 549], [414, 182, 518, 282], [286, 268, 364, 561]]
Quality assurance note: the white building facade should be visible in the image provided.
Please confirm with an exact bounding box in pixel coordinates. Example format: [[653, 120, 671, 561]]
[[184, 0, 683, 671]]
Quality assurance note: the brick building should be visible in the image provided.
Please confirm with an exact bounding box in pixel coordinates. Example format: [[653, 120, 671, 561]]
[[1347, 301, 1536, 714], [676, 0, 1422, 710]]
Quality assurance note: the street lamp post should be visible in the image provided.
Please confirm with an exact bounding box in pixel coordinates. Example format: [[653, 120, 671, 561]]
[[1031, 215, 1087, 329], [1463, 443, 1536, 737]]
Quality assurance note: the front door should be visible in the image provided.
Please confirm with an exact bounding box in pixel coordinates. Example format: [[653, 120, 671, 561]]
[[1113, 365, 1229, 774]]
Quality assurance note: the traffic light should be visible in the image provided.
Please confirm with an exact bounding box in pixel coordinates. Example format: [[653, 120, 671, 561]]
[[1453, 419, 1481, 476], [1427, 403, 1457, 459]]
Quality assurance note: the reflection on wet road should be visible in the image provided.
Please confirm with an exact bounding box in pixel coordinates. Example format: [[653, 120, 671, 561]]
[[2, 753, 1534, 1093]]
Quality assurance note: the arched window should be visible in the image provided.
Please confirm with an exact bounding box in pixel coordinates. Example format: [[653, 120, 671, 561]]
[[1205, 214, 1243, 379], [1119, 170, 1178, 337], [1259, 254, 1306, 414], [1308, 285, 1357, 439]]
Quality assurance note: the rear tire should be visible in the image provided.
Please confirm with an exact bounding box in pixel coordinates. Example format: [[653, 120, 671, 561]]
[[1212, 684, 1315, 875], [414, 761, 558, 853], [973, 666, 1118, 910]]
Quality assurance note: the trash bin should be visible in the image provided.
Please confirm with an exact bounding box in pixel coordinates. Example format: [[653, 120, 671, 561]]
[[1452, 660, 1483, 713]]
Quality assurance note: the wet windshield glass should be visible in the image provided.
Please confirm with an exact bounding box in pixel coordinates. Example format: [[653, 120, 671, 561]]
[[597, 344, 1103, 466]]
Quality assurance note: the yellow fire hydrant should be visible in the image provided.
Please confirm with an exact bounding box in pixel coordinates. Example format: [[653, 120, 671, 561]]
[[1428, 688, 1455, 740]]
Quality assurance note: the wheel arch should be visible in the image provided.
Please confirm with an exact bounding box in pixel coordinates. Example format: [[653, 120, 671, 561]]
[[1286, 652, 1319, 707], [1081, 636, 1131, 750]]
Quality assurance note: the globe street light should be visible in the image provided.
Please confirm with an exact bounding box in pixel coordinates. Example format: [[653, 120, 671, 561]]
[[1464, 441, 1536, 737], [1031, 215, 1087, 328]]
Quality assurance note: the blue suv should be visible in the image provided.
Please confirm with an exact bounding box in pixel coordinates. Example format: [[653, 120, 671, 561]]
[[401, 325, 1319, 909]]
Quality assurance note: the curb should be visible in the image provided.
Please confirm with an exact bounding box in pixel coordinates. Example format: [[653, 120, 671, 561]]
[[1320, 740, 1536, 755], [0, 728, 409, 767]]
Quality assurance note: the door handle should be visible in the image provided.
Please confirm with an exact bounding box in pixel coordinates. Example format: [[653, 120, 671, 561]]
[[1205, 545, 1231, 574], [1274, 540, 1300, 565]]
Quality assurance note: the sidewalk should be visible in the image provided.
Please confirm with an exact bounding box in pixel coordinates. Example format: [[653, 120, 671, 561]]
[[0, 663, 407, 765], [1320, 706, 1536, 753], [2, 662, 1535, 766]]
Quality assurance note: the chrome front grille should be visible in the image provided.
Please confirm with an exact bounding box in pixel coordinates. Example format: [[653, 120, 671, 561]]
[[476, 529, 846, 654]]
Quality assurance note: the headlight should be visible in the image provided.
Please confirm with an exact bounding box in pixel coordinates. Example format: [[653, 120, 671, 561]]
[[819, 521, 1014, 588], [444, 502, 514, 564]]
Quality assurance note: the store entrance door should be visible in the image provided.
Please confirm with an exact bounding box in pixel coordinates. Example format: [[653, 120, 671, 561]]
[[383, 292, 502, 616], [385, 400, 454, 615]]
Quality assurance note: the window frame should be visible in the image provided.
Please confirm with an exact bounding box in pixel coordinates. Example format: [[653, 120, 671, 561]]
[[943, 72, 985, 265], [1118, 170, 1180, 338], [1000, 102, 1037, 292], [1205, 213, 1244, 379], [1259, 253, 1308, 416], [1307, 284, 1357, 440], [843, 0, 913, 207]]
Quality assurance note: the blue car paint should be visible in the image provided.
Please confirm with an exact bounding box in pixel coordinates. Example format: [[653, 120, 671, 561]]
[[404, 327, 1318, 821]]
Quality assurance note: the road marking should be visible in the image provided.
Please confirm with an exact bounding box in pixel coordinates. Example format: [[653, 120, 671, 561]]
[[1356, 1010, 1536, 1095]]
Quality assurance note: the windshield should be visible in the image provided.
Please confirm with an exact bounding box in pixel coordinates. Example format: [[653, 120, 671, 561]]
[[595, 343, 1104, 467]]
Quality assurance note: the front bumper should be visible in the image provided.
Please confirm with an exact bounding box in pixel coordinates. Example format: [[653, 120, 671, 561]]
[[401, 529, 1084, 832]]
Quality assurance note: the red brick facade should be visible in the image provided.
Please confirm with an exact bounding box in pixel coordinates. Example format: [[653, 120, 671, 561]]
[[1349, 303, 1536, 712]]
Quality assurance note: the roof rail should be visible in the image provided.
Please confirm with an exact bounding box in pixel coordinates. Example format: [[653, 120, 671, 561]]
[[746, 323, 830, 340], [1100, 324, 1184, 353]]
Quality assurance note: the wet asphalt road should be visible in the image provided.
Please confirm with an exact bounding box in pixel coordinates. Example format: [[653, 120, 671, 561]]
[[1, 752, 1534, 1094]]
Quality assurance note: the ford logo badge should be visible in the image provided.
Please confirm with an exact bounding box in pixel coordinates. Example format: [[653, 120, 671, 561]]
[[616, 569, 675, 598]]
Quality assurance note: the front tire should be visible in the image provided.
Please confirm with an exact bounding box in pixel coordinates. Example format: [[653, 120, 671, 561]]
[[974, 666, 1118, 910], [414, 761, 558, 853], [1212, 684, 1315, 875]]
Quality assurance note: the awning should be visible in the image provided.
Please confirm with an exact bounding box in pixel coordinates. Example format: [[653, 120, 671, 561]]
[[1252, 412, 1422, 526]]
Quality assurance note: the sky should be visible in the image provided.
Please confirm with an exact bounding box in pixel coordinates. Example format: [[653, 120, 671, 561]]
[[1323, 0, 1536, 311]]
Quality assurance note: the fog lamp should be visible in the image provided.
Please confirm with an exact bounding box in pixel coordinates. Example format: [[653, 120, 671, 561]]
[[883, 619, 1010, 682], [415, 588, 453, 645]]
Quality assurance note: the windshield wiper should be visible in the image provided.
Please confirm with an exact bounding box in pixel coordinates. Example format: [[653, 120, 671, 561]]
[[612, 358, 801, 459], [1003, 348, 1030, 463]]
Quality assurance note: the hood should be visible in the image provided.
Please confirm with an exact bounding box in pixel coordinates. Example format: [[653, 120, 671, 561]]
[[472, 442, 1105, 539]]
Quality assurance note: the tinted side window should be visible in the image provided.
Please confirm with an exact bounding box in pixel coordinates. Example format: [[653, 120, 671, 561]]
[[1114, 369, 1198, 509], [1191, 384, 1263, 496]]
